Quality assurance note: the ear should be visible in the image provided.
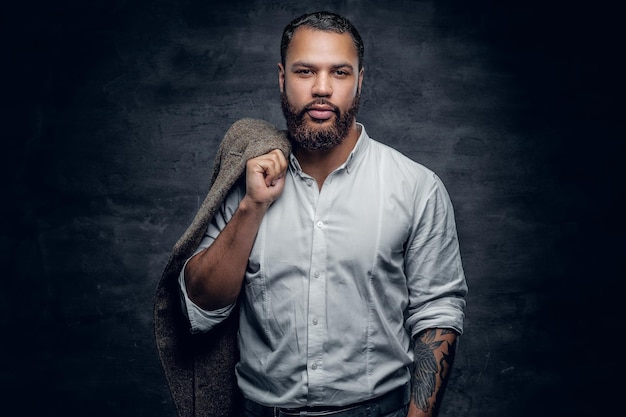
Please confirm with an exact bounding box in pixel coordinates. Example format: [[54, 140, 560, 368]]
[[357, 67, 364, 91], [278, 63, 285, 93]]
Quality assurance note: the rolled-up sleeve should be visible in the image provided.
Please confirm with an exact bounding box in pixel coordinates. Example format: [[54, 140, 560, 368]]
[[178, 255, 236, 333], [177, 184, 244, 333], [404, 174, 468, 337]]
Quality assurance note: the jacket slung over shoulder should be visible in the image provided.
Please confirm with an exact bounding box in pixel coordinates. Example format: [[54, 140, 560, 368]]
[[153, 118, 290, 417]]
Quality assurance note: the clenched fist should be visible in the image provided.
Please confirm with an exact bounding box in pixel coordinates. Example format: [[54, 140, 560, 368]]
[[244, 149, 289, 209]]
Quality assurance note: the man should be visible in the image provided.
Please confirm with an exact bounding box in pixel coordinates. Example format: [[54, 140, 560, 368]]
[[180, 11, 467, 417]]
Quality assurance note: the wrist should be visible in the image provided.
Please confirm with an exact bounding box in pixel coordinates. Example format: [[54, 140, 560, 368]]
[[239, 195, 271, 216]]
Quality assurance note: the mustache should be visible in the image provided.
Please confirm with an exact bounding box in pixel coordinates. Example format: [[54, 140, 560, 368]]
[[300, 99, 340, 116]]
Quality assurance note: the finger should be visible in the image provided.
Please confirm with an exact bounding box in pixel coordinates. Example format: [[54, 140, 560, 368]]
[[265, 159, 282, 187], [249, 159, 279, 188], [247, 150, 287, 185], [272, 152, 288, 181], [264, 150, 288, 186]]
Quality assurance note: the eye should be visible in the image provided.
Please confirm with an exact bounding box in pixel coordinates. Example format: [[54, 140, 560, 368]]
[[334, 69, 350, 77], [295, 69, 313, 76]]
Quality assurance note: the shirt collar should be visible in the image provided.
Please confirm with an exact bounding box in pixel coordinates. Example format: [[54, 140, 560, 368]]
[[343, 122, 368, 174]]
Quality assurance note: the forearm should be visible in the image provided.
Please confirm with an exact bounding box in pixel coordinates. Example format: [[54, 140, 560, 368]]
[[408, 328, 458, 417], [185, 148, 288, 311], [184, 196, 268, 310]]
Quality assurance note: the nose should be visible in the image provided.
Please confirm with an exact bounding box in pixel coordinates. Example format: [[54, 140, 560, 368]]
[[312, 73, 332, 97]]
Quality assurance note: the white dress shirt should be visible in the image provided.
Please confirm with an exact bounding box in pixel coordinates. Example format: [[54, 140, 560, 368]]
[[179, 123, 467, 408]]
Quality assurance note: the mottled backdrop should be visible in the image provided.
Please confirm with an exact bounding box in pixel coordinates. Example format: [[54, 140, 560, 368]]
[[2, 1, 621, 416]]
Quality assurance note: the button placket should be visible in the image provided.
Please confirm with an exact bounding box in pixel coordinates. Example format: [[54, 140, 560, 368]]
[[306, 181, 332, 390]]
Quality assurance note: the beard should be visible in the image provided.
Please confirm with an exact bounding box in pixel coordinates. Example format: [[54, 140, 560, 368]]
[[281, 90, 360, 151]]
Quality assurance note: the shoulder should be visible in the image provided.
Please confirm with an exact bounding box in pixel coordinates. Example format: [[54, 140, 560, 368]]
[[367, 138, 441, 191], [225, 118, 290, 160]]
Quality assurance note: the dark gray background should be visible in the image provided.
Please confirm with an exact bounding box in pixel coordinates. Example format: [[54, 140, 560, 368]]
[[2, 0, 622, 416]]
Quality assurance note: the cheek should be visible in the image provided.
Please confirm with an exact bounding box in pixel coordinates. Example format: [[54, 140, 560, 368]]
[[338, 86, 359, 106], [285, 82, 311, 104]]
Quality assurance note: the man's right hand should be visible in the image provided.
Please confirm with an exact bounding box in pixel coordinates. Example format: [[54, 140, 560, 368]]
[[243, 149, 289, 209]]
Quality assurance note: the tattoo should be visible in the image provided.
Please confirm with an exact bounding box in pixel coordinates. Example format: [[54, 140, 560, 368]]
[[411, 329, 458, 413], [412, 330, 440, 412]]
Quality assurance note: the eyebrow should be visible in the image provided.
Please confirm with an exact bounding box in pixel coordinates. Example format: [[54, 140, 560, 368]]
[[290, 61, 355, 71]]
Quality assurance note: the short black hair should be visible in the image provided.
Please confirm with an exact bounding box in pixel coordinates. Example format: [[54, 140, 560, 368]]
[[280, 11, 364, 70]]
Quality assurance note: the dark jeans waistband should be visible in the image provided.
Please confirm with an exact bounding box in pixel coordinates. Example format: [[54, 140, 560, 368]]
[[243, 384, 410, 417]]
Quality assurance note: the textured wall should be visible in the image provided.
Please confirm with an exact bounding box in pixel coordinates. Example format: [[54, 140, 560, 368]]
[[2, 1, 621, 416]]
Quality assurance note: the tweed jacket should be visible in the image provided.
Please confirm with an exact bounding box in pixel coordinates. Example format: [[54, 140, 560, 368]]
[[153, 118, 291, 417]]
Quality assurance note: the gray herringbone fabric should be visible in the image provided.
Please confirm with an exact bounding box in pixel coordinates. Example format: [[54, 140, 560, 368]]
[[153, 118, 290, 417]]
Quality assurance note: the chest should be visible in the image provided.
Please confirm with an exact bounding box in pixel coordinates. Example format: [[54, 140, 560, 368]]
[[249, 169, 415, 271]]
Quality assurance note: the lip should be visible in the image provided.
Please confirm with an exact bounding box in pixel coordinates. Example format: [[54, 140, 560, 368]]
[[306, 104, 336, 121]]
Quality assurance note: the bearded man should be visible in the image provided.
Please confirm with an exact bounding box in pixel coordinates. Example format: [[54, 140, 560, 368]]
[[179, 11, 467, 417]]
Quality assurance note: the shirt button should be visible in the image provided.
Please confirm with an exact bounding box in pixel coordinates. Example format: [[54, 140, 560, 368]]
[[316, 221, 324, 228], [312, 317, 318, 325], [314, 271, 320, 278], [311, 363, 318, 370]]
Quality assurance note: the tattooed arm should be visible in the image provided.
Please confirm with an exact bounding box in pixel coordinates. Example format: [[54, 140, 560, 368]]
[[407, 328, 458, 417]]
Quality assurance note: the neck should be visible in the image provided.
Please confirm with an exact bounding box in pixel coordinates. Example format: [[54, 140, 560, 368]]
[[293, 123, 361, 189]]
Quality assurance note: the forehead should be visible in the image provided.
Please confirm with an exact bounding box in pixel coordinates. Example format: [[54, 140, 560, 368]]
[[285, 27, 358, 65]]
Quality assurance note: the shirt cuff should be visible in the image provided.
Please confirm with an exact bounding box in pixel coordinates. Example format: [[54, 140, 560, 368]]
[[178, 258, 236, 333]]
